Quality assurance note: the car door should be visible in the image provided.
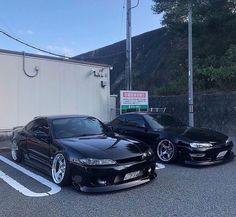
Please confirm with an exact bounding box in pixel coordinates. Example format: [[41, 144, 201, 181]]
[[110, 115, 127, 134], [27, 118, 51, 165], [122, 114, 150, 143]]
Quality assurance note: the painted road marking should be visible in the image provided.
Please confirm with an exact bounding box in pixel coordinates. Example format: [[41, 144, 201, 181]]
[[0, 155, 61, 197], [155, 163, 165, 170]]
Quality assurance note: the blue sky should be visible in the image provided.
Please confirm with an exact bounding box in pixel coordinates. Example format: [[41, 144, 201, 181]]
[[0, 0, 162, 57]]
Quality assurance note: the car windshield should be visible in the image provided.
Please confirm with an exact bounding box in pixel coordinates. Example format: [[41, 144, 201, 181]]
[[145, 114, 186, 130], [52, 117, 107, 139]]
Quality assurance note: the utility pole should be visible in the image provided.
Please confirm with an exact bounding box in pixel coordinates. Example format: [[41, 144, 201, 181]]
[[126, 0, 132, 90], [188, 1, 194, 127]]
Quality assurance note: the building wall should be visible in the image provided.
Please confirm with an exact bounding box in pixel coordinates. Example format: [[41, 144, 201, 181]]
[[0, 51, 110, 129]]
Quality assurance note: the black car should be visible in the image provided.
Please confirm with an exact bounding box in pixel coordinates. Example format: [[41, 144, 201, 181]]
[[109, 112, 234, 166], [11, 115, 156, 192]]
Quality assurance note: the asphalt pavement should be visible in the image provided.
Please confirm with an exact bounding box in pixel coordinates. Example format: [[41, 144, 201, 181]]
[[0, 137, 235, 217]]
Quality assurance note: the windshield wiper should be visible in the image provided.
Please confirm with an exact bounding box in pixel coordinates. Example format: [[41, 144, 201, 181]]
[[76, 133, 103, 137]]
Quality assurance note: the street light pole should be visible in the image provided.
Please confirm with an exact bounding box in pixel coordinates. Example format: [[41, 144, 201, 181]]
[[126, 0, 132, 90], [188, 1, 194, 127]]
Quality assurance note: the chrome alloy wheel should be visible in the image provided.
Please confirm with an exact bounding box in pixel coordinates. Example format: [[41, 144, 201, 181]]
[[11, 141, 18, 161], [52, 153, 66, 184], [157, 139, 175, 162]]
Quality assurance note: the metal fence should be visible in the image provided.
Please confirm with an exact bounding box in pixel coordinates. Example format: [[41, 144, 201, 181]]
[[110, 107, 166, 120]]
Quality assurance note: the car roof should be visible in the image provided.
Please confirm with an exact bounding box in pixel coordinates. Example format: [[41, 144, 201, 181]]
[[34, 115, 94, 120], [119, 112, 167, 116]]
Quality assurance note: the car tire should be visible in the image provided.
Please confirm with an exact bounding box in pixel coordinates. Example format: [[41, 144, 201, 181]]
[[156, 139, 178, 163], [51, 152, 71, 186], [11, 140, 23, 162]]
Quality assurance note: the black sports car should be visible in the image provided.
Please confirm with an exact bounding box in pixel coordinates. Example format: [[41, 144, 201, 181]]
[[11, 115, 156, 192], [108, 112, 235, 166]]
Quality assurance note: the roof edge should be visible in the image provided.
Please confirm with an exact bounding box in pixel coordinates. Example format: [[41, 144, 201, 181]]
[[0, 48, 111, 68]]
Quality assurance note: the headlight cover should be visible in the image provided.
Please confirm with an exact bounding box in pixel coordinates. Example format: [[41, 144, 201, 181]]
[[190, 142, 213, 149], [76, 158, 117, 166]]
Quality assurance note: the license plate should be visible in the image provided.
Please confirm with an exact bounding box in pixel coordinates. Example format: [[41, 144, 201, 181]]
[[217, 150, 228, 158], [124, 171, 142, 181]]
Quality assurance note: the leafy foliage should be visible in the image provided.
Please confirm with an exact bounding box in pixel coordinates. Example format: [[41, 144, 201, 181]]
[[152, 0, 236, 93], [194, 45, 236, 91]]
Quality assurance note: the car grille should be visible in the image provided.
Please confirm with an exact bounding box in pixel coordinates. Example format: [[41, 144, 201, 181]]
[[116, 156, 143, 164]]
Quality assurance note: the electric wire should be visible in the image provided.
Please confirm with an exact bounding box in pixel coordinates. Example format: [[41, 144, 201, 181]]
[[80, 0, 127, 61], [0, 28, 70, 58], [119, 0, 126, 38], [131, 0, 140, 10]]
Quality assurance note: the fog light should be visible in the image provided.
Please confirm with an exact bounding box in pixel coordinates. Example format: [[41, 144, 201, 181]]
[[190, 153, 206, 157], [97, 178, 107, 185], [148, 168, 152, 173]]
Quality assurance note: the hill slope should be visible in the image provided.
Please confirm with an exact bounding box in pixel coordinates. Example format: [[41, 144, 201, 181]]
[[74, 28, 179, 95], [74, 27, 236, 95]]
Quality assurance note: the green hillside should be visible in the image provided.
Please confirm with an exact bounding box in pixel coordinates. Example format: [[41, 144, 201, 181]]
[[74, 4, 236, 96]]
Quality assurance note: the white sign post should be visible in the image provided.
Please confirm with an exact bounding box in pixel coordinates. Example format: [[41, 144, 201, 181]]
[[120, 90, 149, 114]]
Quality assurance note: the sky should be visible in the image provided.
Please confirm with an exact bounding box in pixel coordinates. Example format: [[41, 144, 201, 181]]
[[0, 0, 162, 57]]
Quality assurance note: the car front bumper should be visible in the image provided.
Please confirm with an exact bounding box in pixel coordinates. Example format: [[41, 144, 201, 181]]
[[70, 157, 156, 193], [178, 141, 235, 166]]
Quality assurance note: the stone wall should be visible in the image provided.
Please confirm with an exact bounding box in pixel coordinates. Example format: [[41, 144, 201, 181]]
[[150, 92, 236, 136]]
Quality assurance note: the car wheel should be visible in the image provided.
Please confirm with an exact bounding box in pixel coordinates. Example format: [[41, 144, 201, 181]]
[[11, 140, 23, 162], [51, 153, 71, 186], [156, 139, 177, 163]]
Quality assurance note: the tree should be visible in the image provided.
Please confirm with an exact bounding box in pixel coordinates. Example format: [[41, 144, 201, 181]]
[[152, 0, 236, 30], [151, 0, 236, 93]]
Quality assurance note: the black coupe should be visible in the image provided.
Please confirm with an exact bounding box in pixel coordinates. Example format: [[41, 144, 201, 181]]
[[11, 115, 156, 192], [109, 112, 234, 165]]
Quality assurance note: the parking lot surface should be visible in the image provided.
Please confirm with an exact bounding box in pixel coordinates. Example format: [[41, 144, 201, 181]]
[[0, 138, 235, 217]]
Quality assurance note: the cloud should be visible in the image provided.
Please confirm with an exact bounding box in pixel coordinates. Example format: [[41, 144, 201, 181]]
[[18, 29, 34, 35]]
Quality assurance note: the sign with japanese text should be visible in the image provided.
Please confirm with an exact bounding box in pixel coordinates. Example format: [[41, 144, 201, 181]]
[[120, 90, 148, 110]]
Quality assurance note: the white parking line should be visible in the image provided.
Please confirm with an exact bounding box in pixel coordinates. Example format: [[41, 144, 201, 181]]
[[155, 163, 165, 170], [0, 155, 61, 197]]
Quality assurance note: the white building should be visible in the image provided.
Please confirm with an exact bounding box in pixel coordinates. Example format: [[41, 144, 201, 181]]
[[0, 49, 112, 129]]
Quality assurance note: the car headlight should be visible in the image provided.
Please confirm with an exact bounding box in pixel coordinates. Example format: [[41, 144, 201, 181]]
[[75, 158, 117, 166], [226, 138, 230, 144], [142, 148, 154, 159], [190, 142, 213, 149]]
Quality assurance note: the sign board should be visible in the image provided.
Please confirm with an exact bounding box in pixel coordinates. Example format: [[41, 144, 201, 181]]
[[120, 90, 148, 111]]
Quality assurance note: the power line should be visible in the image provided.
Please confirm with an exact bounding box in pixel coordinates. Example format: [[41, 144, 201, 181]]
[[131, 0, 140, 10], [119, 0, 126, 39], [0, 28, 70, 58]]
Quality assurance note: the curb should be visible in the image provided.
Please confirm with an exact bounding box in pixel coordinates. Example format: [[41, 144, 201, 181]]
[[0, 131, 12, 142]]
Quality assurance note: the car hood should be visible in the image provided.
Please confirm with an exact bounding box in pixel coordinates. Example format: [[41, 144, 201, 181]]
[[56, 135, 148, 160], [164, 126, 227, 143]]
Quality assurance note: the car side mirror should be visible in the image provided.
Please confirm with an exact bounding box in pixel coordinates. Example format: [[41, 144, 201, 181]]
[[105, 125, 114, 133], [108, 125, 113, 131]]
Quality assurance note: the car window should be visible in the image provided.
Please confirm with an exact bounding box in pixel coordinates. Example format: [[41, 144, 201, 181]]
[[111, 116, 126, 125], [25, 121, 35, 132], [145, 114, 185, 129], [26, 119, 49, 134], [52, 117, 107, 139], [36, 120, 49, 135], [144, 115, 163, 130], [125, 114, 145, 128]]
